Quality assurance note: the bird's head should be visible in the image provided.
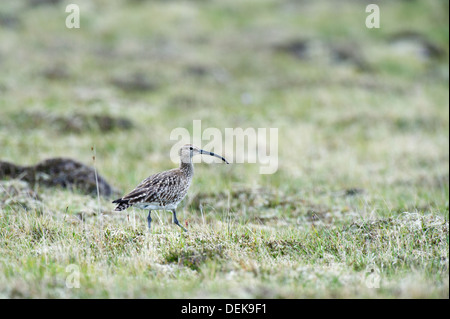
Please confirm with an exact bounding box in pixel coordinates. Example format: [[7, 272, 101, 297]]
[[179, 144, 229, 164]]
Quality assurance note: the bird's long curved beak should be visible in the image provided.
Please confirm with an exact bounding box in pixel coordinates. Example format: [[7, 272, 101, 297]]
[[200, 149, 229, 164]]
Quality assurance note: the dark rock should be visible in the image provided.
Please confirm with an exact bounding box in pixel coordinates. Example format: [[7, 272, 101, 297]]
[[276, 39, 310, 59], [389, 31, 446, 60], [344, 188, 365, 196], [27, 0, 62, 7], [111, 73, 157, 92], [0, 13, 20, 29], [0, 158, 118, 197], [8, 111, 134, 134]]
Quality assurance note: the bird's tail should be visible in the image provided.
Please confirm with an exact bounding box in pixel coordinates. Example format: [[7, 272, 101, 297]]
[[112, 198, 132, 211]]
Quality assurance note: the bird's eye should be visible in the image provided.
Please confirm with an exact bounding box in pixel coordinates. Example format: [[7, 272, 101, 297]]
[[190, 147, 193, 150]]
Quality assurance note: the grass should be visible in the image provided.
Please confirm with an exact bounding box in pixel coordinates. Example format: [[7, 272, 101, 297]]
[[0, 0, 448, 298], [0, 201, 447, 298]]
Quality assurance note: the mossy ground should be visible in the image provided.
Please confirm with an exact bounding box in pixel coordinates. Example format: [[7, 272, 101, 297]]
[[0, 0, 448, 298]]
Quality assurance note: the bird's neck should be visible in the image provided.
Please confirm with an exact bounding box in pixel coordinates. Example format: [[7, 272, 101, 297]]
[[180, 160, 194, 178]]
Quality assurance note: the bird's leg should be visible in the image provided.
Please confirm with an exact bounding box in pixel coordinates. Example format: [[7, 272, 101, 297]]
[[171, 209, 187, 232], [147, 210, 152, 232]]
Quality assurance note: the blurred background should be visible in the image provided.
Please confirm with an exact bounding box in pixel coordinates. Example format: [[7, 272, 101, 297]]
[[0, 0, 448, 299], [0, 0, 448, 208]]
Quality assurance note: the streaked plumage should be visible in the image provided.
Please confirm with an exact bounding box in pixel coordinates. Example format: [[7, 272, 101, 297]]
[[113, 144, 229, 232]]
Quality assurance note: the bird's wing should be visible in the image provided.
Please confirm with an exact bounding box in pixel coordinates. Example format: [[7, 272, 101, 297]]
[[120, 169, 184, 206]]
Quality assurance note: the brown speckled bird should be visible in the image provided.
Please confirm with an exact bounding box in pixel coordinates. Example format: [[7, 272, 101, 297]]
[[112, 144, 229, 232]]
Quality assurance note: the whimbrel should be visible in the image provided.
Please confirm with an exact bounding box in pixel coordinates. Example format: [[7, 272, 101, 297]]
[[112, 144, 229, 232]]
